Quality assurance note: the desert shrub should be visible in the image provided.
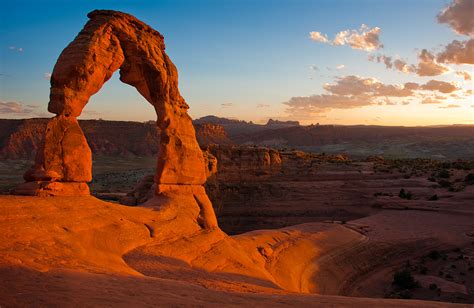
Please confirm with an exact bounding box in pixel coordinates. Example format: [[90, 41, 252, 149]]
[[429, 283, 438, 290], [427, 250, 441, 260], [393, 269, 419, 290], [428, 194, 438, 201], [438, 179, 451, 188], [464, 173, 474, 184], [437, 169, 451, 178], [419, 266, 428, 275], [399, 188, 413, 200]]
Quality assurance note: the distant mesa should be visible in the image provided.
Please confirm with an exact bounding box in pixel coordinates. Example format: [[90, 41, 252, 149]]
[[193, 115, 246, 125], [266, 119, 300, 127], [11, 10, 217, 229]]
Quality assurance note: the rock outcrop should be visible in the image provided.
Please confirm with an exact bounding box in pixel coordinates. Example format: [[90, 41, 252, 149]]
[[195, 123, 231, 146], [12, 10, 217, 228]]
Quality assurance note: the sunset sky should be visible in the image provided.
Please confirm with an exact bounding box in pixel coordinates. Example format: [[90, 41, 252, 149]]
[[1, 0, 473, 125]]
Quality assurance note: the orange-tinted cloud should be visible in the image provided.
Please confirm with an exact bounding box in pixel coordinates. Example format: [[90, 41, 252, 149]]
[[368, 54, 416, 74], [437, 0, 474, 36], [416, 49, 450, 76], [439, 104, 461, 109], [309, 32, 329, 43], [420, 80, 459, 93], [421, 97, 444, 104], [323, 75, 417, 97], [310, 24, 383, 51], [455, 71, 472, 80], [437, 39, 474, 65]]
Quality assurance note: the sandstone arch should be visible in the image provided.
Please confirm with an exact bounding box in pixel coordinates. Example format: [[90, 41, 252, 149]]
[[13, 10, 217, 228]]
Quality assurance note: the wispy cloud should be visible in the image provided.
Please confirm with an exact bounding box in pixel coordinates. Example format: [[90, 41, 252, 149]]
[[310, 24, 383, 52], [369, 54, 416, 74], [421, 97, 444, 104], [221, 102, 233, 108], [455, 71, 472, 80], [257, 104, 270, 108], [8, 46, 23, 53], [0, 101, 38, 114], [439, 104, 461, 109]]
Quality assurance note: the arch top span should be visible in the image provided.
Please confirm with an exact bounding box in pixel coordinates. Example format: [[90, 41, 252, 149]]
[[13, 10, 217, 229]]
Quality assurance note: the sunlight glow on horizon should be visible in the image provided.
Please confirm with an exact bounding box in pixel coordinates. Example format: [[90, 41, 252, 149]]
[[0, 0, 472, 126]]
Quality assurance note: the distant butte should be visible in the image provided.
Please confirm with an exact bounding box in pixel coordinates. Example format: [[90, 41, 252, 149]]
[[12, 10, 217, 229]]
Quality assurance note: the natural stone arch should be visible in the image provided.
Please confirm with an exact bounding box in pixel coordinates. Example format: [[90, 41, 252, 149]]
[[13, 10, 217, 228]]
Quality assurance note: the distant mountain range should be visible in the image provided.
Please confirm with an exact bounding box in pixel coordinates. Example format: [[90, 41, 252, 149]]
[[1, 116, 473, 160]]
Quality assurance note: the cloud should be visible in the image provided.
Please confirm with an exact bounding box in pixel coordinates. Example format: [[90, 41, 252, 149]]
[[420, 80, 459, 93], [421, 97, 444, 104], [257, 104, 270, 108], [437, 0, 474, 36], [369, 54, 393, 68], [0, 101, 38, 114], [284, 75, 422, 119], [284, 94, 373, 119], [309, 32, 329, 43], [309, 65, 318, 71], [310, 24, 383, 51], [8, 46, 23, 53], [416, 49, 450, 76], [439, 104, 461, 109], [369, 54, 415, 73], [393, 59, 415, 74], [283, 74, 466, 120], [436, 38, 474, 65], [323, 75, 417, 97], [336, 64, 345, 70], [44, 72, 52, 80], [455, 71, 472, 80], [221, 102, 233, 108]]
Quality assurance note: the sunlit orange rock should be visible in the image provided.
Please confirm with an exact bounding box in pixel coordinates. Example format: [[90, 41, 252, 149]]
[[14, 10, 217, 229]]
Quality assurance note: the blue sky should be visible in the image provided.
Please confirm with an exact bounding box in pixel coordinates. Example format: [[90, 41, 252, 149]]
[[1, 0, 472, 125]]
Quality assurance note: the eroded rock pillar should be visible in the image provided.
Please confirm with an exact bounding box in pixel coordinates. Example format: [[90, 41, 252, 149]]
[[12, 115, 92, 196]]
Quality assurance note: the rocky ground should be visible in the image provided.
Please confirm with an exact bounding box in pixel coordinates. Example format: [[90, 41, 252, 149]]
[[1, 146, 473, 305], [0, 195, 471, 307]]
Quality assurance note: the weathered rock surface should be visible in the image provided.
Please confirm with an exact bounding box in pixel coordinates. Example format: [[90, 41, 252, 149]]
[[13, 10, 217, 228]]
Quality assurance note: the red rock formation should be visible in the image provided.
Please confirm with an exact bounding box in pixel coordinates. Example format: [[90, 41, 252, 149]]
[[195, 123, 232, 146], [12, 10, 217, 228]]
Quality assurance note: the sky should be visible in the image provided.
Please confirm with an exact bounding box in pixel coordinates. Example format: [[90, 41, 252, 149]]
[[0, 0, 473, 125]]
